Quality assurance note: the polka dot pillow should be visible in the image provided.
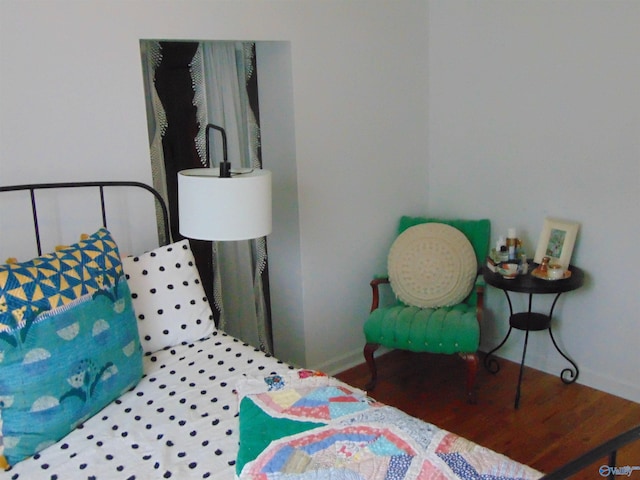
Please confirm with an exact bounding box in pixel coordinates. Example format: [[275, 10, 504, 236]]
[[122, 240, 215, 354]]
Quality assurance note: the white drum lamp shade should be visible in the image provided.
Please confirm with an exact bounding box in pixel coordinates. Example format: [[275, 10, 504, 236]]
[[178, 168, 272, 241]]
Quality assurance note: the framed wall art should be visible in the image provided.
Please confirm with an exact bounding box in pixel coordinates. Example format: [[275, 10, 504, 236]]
[[534, 217, 580, 269]]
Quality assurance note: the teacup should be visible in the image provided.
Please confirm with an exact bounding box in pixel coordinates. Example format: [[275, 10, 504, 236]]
[[498, 262, 519, 279], [547, 263, 566, 280]]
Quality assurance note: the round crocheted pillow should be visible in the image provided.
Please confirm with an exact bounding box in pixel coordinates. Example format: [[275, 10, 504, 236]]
[[388, 223, 477, 308]]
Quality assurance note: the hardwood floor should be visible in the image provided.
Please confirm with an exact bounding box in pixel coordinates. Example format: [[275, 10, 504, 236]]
[[335, 350, 640, 479]]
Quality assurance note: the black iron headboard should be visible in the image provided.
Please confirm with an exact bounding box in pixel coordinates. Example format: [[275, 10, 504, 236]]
[[0, 181, 170, 256]]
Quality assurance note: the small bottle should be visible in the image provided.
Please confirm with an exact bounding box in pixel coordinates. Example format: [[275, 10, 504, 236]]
[[539, 256, 550, 273], [518, 252, 528, 275], [507, 228, 517, 261]]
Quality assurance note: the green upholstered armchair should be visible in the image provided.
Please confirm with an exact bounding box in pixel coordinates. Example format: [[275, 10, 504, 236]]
[[363, 217, 490, 404]]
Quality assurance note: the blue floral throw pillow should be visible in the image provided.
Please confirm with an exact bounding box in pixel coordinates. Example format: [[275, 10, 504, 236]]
[[0, 229, 143, 468]]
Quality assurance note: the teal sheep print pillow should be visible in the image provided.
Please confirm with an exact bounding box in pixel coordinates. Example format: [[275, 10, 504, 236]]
[[0, 228, 143, 468]]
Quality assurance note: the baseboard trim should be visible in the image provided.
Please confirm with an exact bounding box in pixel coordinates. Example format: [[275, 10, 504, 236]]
[[491, 348, 640, 404], [310, 349, 361, 376], [311, 346, 391, 376]]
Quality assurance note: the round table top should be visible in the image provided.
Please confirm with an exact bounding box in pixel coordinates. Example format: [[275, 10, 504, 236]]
[[483, 261, 585, 294]]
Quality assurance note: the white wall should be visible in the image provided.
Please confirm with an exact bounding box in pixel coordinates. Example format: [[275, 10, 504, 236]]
[[0, 1, 429, 371], [255, 42, 306, 366], [427, 0, 640, 402]]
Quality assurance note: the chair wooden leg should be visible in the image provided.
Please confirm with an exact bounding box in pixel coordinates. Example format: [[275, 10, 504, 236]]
[[460, 352, 479, 404], [363, 343, 380, 391]]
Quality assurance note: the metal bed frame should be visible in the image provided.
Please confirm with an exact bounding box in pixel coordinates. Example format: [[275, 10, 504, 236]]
[[1, 181, 638, 479], [0, 181, 170, 256], [540, 423, 640, 479]]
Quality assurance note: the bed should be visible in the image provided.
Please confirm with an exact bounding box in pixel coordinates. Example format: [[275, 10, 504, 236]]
[[0, 181, 637, 480]]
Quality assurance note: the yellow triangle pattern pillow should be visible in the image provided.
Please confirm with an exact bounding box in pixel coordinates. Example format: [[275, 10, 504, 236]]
[[0, 228, 123, 332]]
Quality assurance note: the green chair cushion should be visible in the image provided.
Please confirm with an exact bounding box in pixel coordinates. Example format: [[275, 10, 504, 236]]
[[364, 303, 479, 354]]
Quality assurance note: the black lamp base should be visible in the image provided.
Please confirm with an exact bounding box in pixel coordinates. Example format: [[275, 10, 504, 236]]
[[219, 161, 231, 178]]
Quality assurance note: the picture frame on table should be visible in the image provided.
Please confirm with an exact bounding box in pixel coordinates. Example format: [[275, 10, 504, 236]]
[[534, 217, 580, 269]]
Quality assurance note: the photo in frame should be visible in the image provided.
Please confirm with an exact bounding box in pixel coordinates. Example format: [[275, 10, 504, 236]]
[[534, 217, 580, 269]]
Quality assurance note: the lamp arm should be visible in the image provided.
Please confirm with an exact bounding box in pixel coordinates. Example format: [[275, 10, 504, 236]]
[[205, 123, 231, 178]]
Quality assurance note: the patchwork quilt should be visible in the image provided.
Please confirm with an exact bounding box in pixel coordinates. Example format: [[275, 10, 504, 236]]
[[236, 371, 542, 480]]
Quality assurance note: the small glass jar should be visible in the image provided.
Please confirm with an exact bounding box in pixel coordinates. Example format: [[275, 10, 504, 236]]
[[518, 253, 528, 275]]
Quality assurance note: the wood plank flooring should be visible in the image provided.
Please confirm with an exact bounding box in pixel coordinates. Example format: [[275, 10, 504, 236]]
[[335, 350, 640, 479]]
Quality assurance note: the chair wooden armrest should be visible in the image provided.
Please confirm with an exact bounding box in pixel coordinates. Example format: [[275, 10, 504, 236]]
[[475, 282, 485, 324], [370, 277, 389, 312], [473, 266, 485, 324]]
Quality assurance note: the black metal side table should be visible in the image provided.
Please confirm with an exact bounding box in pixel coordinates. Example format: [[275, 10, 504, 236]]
[[482, 261, 585, 409]]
